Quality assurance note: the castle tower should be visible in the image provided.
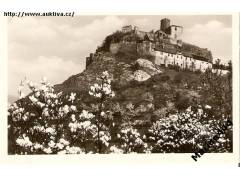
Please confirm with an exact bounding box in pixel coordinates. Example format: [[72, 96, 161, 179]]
[[160, 18, 170, 33], [169, 25, 183, 44]]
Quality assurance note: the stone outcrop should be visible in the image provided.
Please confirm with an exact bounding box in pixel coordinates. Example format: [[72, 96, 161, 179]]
[[134, 58, 162, 76], [132, 58, 162, 82], [133, 70, 151, 82]]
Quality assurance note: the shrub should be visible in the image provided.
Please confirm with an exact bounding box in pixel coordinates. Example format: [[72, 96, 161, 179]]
[[151, 74, 170, 83], [174, 92, 190, 111], [173, 74, 183, 84], [148, 106, 232, 153]]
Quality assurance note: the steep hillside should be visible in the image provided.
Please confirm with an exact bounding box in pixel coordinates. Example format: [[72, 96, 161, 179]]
[[55, 51, 204, 127]]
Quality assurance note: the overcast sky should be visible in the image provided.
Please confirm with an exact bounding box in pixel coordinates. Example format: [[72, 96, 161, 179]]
[[8, 15, 232, 97]]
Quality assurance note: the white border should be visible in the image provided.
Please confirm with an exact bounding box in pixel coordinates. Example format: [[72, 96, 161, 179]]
[[0, 12, 239, 166]]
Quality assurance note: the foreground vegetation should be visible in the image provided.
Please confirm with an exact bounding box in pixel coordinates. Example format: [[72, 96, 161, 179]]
[[8, 68, 232, 154]]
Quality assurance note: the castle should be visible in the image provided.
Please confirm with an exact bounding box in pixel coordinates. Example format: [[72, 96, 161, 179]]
[[86, 18, 229, 74]]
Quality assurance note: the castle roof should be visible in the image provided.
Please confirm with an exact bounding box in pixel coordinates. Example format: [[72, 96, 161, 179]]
[[182, 42, 213, 62], [144, 33, 155, 42], [192, 54, 210, 62], [182, 51, 193, 58], [170, 25, 183, 28], [155, 46, 178, 54], [122, 25, 132, 28]]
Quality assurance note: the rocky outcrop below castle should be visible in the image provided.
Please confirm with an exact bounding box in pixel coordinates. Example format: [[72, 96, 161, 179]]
[[56, 54, 162, 93]]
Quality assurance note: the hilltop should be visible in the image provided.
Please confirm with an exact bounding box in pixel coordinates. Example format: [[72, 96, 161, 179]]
[[55, 18, 232, 123]]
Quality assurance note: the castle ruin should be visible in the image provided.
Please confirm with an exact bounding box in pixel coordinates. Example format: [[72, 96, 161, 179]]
[[86, 18, 229, 74]]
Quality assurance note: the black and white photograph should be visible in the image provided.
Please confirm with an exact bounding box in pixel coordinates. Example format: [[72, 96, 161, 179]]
[[7, 15, 233, 155]]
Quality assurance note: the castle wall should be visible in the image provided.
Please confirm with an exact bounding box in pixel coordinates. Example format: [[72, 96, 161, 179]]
[[169, 26, 183, 44], [137, 41, 155, 56], [154, 49, 213, 72], [86, 53, 94, 68], [155, 51, 165, 65], [122, 25, 133, 33], [110, 41, 138, 57], [185, 57, 193, 69], [167, 53, 175, 66]]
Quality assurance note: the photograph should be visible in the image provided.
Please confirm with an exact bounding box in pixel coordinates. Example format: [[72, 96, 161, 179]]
[[7, 15, 233, 155]]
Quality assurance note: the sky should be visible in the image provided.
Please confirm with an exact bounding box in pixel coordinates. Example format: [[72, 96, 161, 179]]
[[8, 15, 232, 97]]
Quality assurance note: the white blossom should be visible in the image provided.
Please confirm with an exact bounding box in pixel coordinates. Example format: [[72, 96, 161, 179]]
[[42, 108, 49, 117], [205, 105, 212, 109], [80, 110, 95, 119], [35, 91, 40, 97], [29, 95, 38, 103], [110, 145, 123, 153], [43, 147, 52, 154], [33, 143, 43, 150], [69, 92, 76, 102], [59, 138, 70, 146], [62, 105, 69, 114], [70, 105, 77, 112], [16, 135, 33, 147], [45, 127, 55, 135], [100, 111, 105, 116], [71, 114, 76, 122], [65, 146, 83, 154], [48, 140, 56, 148]]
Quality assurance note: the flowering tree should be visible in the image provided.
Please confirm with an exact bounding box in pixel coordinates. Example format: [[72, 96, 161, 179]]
[[8, 71, 116, 154], [8, 71, 232, 154], [8, 78, 83, 154], [87, 71, 115, 153], [148, 106, 232, 153], [199, 69, 232, 118], [115, 127, 148, 153]]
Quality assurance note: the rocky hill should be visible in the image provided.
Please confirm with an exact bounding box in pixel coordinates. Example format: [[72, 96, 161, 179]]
[[55, 50, 205, 128]]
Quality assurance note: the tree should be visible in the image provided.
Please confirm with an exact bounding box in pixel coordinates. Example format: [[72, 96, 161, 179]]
[[148, 106, 232, 153], [87, 71, 115, 153], [8, 78, 83, 154], [199, 69, 231, 118], [8, 71, 116, 154]]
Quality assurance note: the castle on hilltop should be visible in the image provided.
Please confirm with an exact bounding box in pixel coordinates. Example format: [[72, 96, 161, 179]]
[[86, 18, 230, 74], [122, 18, 183, 46]]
